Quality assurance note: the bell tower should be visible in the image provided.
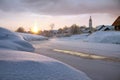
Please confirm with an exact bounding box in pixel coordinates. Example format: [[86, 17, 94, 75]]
[[89, 16, 93, 33]]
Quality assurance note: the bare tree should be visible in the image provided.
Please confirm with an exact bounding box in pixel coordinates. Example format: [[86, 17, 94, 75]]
[[50, 24, 55, 30], [16, 27, 25, 33]]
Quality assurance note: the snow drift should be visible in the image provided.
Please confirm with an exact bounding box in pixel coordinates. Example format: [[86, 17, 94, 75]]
[[85, 31, 120, 44], [56, 34, 89, 41], [0, 50, 91, 80], [56, 31, 120, 44], [19, 33, 48, 41], [0, 27, 91, 80], [0, 27, 34, 52]]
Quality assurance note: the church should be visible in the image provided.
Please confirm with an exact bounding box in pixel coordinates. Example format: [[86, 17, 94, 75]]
[[89, 16, 93, 33]]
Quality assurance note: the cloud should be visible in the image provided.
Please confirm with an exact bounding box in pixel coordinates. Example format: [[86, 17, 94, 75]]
[[0, 0, 25, 12], [0, 0, 119, 15]]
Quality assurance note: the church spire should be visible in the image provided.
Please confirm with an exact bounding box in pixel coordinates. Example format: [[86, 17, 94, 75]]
[[89, 16, 93, 33]]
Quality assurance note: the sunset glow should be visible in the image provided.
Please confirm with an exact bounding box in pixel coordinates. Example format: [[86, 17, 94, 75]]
[[0, 0, 119, 31], [30, 25, 39, 34]]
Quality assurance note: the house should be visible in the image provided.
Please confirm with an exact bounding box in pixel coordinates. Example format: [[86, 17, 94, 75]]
[[80, 27, 90, 33], [112, 16, 120, 31], [96, 25, 114, 31], [49, 30, 58, 37]]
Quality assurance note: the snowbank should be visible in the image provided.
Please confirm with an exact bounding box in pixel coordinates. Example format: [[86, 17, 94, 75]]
[[57, 34, 88, 41], [0, 50, 91, 80], [56, 31, 120, 44], [0, 27, 22, 40], [85, 31, 120, 44], [0, 27, 91, 80], [19, 33, 48, 41], [0, 27, 34, 52]]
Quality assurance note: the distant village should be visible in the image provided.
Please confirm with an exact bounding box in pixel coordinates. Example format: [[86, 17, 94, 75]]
[[16, 16, 120, 37]]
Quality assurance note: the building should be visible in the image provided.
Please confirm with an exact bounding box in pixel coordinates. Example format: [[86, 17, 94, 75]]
[[112, 16, 120, 31], [96, 25, 114, 31], [89, 16, 93, 33]]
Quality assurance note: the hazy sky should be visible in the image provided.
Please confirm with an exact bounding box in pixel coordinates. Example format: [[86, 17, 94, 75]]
[[0, 0, 120, 31]]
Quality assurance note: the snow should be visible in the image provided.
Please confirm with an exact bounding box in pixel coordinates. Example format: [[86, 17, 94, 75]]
[[0, 49, 91, 80], [0, 40, 34, 51], [32, 40, 120, 80], [0, 27, 47, 52], [0, 27, 91, 80], [1, 26, 120, 80], [36, 31, 120, 58], [57, 31, 120, 44], [0, 27, 34, 52], [85, 31, 120, 44], [96, 25, 114, 31], [52, 40, 120, 58], [19, 33, 48, 41], [57, 34, 89, 41], [57, 31, 120, 45], [0, 27, 22, 40]]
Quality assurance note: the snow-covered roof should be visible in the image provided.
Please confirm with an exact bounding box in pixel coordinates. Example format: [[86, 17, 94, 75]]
[[96, 25, 114, 31]]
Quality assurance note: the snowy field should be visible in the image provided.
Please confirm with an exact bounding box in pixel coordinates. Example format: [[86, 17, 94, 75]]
[[0, 50, 91, 80], [57, 31, 120, 44], [18, 32, 48, 41], [31, 31, 120, 80], [32, 31, 120, 59], [0, 27, 91, 80], [0, 27, 120, 80], [85, 31, 120, 44]]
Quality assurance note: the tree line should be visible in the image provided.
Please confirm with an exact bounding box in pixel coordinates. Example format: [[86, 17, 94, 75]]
[[16, 24, 95, 37]]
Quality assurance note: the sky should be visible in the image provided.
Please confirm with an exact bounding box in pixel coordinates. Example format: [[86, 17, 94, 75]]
[[0, 0, 120, 31]]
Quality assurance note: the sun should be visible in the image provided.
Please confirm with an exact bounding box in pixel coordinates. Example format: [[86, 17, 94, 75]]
[[31, 26, 39, 34]]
